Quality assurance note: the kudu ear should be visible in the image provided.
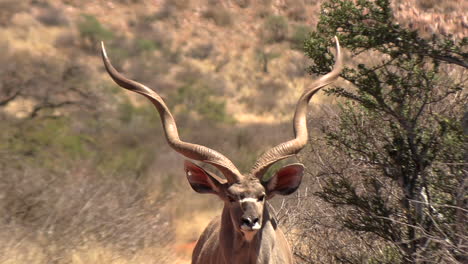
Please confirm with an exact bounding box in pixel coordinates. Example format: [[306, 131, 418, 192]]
[[264, 163, 304, 197], [185, 160, 223, 195]]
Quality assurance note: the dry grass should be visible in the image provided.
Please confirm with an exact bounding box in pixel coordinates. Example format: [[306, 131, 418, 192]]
[[0, 163, 179, 264], [392, 0, 467, 39]]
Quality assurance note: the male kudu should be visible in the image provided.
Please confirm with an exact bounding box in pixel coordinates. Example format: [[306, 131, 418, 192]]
[[101, 37, 342, 264]]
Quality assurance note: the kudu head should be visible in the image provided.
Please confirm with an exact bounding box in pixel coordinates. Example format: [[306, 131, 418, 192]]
[[101, 37, 342, 239]]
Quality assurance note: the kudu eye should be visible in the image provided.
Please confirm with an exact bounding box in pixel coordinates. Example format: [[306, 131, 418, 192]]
[[258, 194, 265, 202], [227, 196, 236, 203]]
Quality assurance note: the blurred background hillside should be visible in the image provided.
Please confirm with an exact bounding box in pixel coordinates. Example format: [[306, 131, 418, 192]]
[[0, 0, 466, 263]]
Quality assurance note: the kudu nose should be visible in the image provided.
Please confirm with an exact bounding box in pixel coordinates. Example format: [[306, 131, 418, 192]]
[[241, 217, 259, 228]]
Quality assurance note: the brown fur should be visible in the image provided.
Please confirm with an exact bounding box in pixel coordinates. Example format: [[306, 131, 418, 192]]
[[192, 205, 293, 264]]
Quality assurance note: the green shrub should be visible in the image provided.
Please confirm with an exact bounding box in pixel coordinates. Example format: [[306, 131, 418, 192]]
[[135, 38, 160, 53], [171, 83, 233, 124], [289, 24, 312, 50], [302, 0, 467, 262], [3, 118, 89, 169], [169, 67, 233, 124], [78, 14, 114, 50], [262, 15, 288, 43]]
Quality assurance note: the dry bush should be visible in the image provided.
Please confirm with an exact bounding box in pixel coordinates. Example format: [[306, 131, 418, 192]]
[[234, 122, 293, 172], [261, 15, 289, 43], [187, 42, 214, 60], [285, 53, 309, 78], [243, 79, 286, 113], [133, 21, 173, 51], [115, 0, 146, 3], [121, 26, 175, 81], [176, 119, 293, 174], [278, 191, 379, 263], [286, 1, 307, 21], [0, 163, 176, 263], [0, 41, 98, 118], [168, 65, 233, 124], [155, 0, 190, 20], [256, 5, 272, 18], [202, 6, 233, 27], [416, 0, 459, 12], [0, 0, 27, 26], [126, 53, 174, 93], [36, 6, 69, 26], [167, 0, 191, 10], [55, 31, 77, 48], [234, 0, 251, 8], [77, 14, 114, 52], [417, 0, 438, 10], [273, 108, 396, 263], [289, 24, 312, 50], [254, 0, 274, 18]]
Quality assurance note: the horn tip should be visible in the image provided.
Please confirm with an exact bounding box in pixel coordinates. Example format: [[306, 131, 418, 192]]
[[100, 41, 108, 59], [333, 36, 341, 53]]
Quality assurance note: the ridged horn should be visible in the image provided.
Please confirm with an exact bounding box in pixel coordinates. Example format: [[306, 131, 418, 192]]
[[101, 42, 242, 183], [250, 37, 343, 179]]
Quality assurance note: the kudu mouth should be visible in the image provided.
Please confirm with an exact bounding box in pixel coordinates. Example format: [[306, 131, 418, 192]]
[[240, 216, 261, 232], [240, 220, 261, 241], [240, 223, 261, 232]]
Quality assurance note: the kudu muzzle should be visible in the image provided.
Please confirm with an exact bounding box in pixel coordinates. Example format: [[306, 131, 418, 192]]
[[240, 202, 261, 231]]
